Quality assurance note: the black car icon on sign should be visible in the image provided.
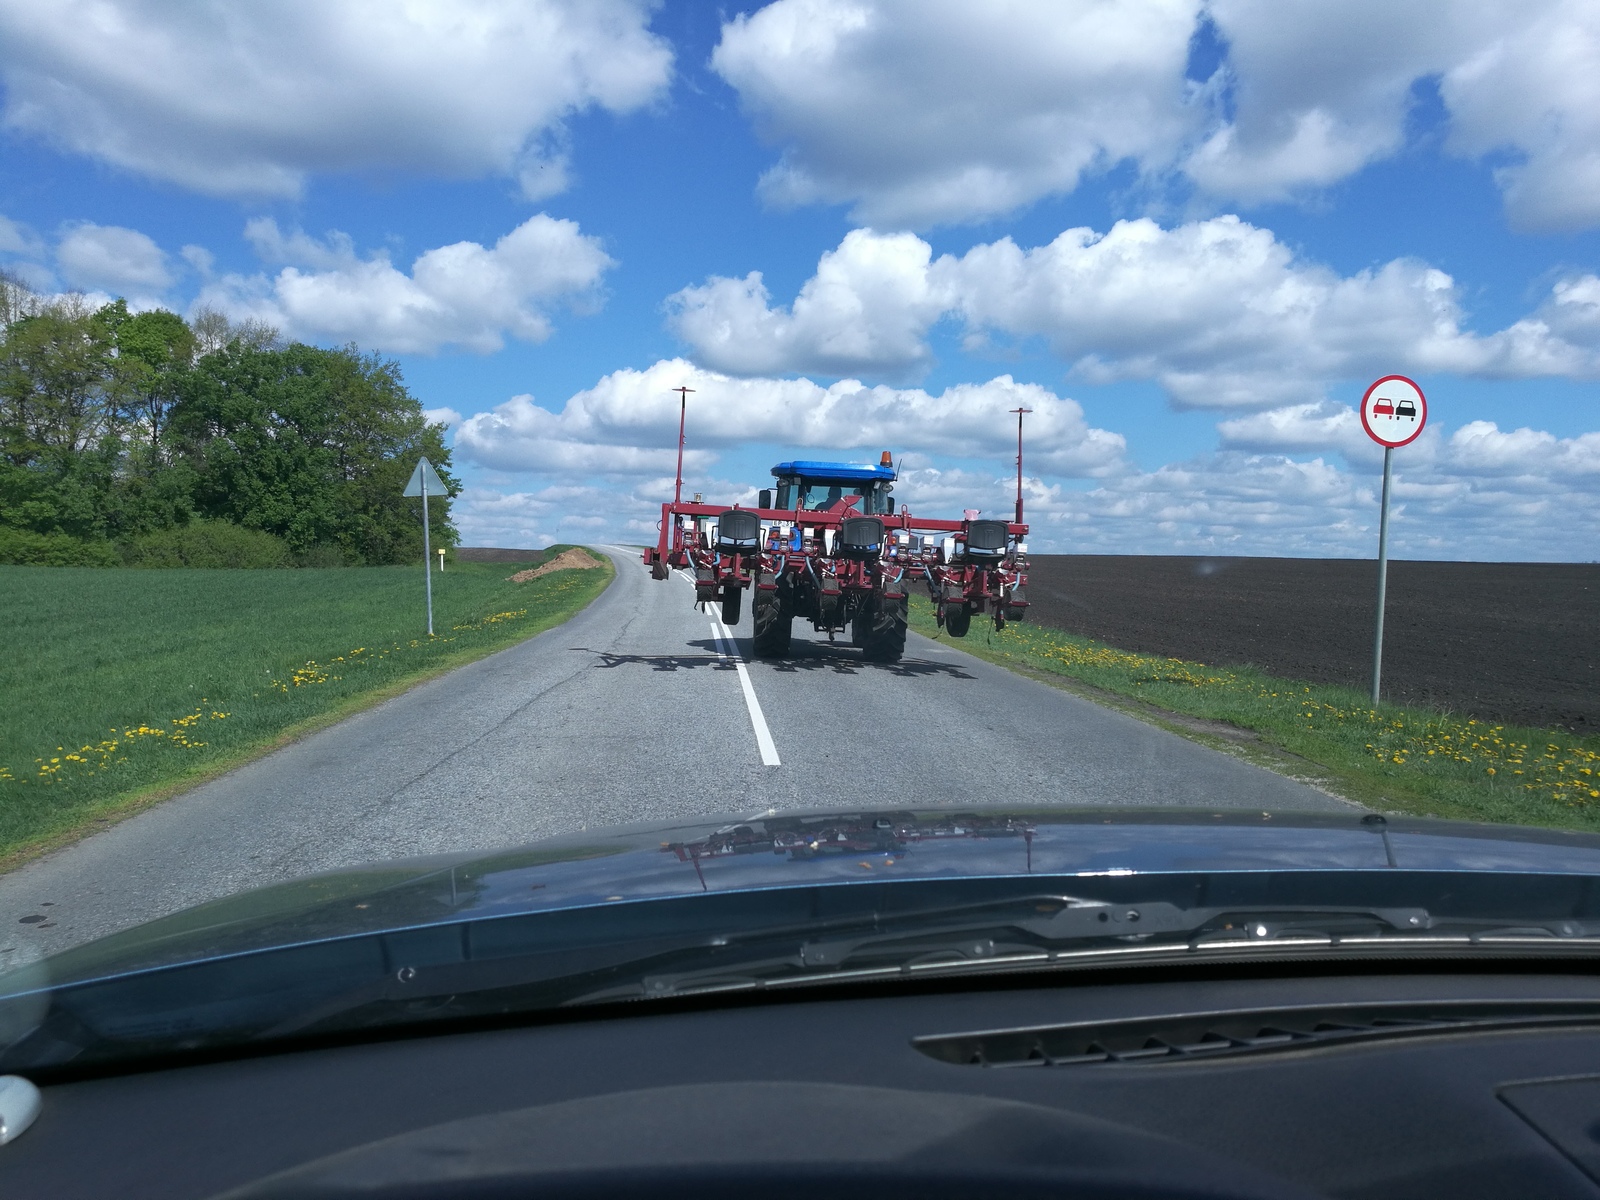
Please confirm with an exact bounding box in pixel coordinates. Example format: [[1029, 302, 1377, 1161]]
[[1396, 399, 1417, 419]]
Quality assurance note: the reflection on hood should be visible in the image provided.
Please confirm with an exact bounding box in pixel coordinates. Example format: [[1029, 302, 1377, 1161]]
[[18, 807, 1600, 990]]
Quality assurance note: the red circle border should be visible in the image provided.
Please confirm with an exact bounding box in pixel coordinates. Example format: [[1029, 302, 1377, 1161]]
[[1359, 375, 1428, 448]]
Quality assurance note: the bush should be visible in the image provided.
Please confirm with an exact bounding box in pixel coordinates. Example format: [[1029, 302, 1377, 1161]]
[[0, 527, 121, 567], [121, 521, 293, 569], [294, 543, 353, 568]]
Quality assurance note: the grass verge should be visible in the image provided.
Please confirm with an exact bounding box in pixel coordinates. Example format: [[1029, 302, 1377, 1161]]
[[0, 550, 614, 868], [908, 596, 1600, 831]]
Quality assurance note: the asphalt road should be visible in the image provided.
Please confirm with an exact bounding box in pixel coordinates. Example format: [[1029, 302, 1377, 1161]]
[[0, 548, 1351, 973]]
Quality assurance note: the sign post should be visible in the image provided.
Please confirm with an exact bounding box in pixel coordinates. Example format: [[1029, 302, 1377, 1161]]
[[1359, 376, 1428, 706], [404, 456, 448, 636]]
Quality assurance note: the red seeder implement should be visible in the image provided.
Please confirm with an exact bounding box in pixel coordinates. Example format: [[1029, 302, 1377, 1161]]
[[642, 394, 1030, 663]]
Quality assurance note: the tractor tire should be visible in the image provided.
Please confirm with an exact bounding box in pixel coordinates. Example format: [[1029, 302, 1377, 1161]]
[[861, 595, 908, 663], [752, 589, 791, 657], [721, 584, 742, 626], [944, 603, 972, 638]]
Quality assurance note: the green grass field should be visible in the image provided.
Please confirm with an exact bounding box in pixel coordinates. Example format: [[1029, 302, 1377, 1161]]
[[0, 551, 613, 863], [909, 597, 1600, 831]]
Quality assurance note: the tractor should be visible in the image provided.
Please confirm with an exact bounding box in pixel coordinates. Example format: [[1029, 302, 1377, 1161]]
[[645, 453, 1030, 664]]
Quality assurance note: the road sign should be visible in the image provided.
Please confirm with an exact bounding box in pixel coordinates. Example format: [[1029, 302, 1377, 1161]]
[[403, 456, 447, 497], [1361, 375, 1427, 706], [403, 456, 446, 635], [1360, 375, 1427, 448]]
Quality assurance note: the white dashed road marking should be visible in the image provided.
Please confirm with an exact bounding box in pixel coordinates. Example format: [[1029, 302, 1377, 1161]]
[[674, 567, 781, 766], [710, 613, 781, 767]]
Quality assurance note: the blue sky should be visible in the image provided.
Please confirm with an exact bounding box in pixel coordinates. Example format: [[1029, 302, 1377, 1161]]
[[2, 0, 1597, 560]]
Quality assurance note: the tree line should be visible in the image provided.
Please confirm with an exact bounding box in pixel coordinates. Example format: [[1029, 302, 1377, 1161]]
[[0, 272, 456, 567]]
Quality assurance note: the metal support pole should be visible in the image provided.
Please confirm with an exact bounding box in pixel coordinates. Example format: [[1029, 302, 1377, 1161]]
[[421, 478, 434, 637], [672, 385, 694, 507], [1010, 406, 1031, 524], [1370, 445, 1392, 706]]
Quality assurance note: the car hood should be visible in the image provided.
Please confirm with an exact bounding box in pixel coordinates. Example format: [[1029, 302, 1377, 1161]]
[[16, 805, 1600, 992]]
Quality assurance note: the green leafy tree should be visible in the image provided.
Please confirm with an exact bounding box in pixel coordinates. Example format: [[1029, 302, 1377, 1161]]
[[106, 306, 201, 538], [115, 308, 195, 458], [168, 343, 455, 563], [0, 296, 118, 466], [0, 288, 453, 563], [0, 269, 41, 328], [0, 295, 123, 540]]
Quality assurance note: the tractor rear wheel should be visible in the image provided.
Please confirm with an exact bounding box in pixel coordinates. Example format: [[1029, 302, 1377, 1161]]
[[752, 589, 791, 657], [943, 603, 972, 638], [721, 584, 742, 626], [861, 595, 908, 663]]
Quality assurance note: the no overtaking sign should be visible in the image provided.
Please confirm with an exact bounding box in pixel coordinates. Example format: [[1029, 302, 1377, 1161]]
[[1361, 375, 1428, 707], [1360, 375, 1427, 448]]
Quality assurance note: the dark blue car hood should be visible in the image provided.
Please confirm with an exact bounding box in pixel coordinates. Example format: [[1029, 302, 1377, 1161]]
[[16, 805, 1600, 991]]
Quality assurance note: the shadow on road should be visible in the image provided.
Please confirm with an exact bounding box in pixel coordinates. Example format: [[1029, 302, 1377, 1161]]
[[579, 649, 736, 673], [760, 639, 976, 680], [577, 638, 974, 680]]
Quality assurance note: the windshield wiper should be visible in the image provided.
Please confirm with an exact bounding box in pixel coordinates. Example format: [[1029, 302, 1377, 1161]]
[[266, 893, 1600, 1023], [567, 898, 1600, 1005], [205, 894, 1440, 1038], [13, 888, 1600, 1073]]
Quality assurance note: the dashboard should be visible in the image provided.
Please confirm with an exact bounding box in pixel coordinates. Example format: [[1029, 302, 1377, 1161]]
[[5, 963, 1600, 1198]]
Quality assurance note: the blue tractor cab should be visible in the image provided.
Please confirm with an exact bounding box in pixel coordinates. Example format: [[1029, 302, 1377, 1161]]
[[768, 459, 897, 515]]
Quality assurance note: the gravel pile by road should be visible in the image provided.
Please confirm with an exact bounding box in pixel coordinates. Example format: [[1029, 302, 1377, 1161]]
[[508, 549, 606, 582]]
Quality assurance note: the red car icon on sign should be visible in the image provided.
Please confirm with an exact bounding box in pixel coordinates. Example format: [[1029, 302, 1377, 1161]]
[[1373, 397, 1395, 417], [1396, 399, 1417, 419]]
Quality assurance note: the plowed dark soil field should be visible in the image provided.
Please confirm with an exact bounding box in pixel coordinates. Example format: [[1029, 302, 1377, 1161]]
[[456, 547, 547, 563], [1023, 556, 1597, 733]]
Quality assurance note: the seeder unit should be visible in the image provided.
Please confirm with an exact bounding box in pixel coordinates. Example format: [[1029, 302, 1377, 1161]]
[[644, 449, 1030, 664]]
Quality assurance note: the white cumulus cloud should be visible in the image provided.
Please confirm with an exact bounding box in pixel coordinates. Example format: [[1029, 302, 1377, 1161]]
[[455, 391, 721, 476], [666, 230, 954, 379], [454, 419, 1600, 559], [197, 215, 614, 354], [55, 222, 172, 293], [454, 358, 1126, 478], [1222, 403, 1600, 484], [1029, 425, 1600, 560], [1050, 452, 1373, 556], [1444, 420, 1600, 480], [1185, 0, 1497, 204], [0, 0, 672, 198], [1216, 402, 1374, 461], [1199, 0, 1600, 229], [710, 0, 1600, 230], [0, 214, 43, 259], [445, 356, 1600, 560], [1439, 2, 1600, 230], [452, 475, 767, 549], [670, 220, 1600, 407], [712, 0, 1202, 227]]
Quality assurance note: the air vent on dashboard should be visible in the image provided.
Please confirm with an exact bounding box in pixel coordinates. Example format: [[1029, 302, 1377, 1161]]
[[913, 1000, 1600, 1067]]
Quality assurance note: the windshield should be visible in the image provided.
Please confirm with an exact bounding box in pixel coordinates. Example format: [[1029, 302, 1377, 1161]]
[[798, 484, 878, 512], [0, 0, 1596, 1070]]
